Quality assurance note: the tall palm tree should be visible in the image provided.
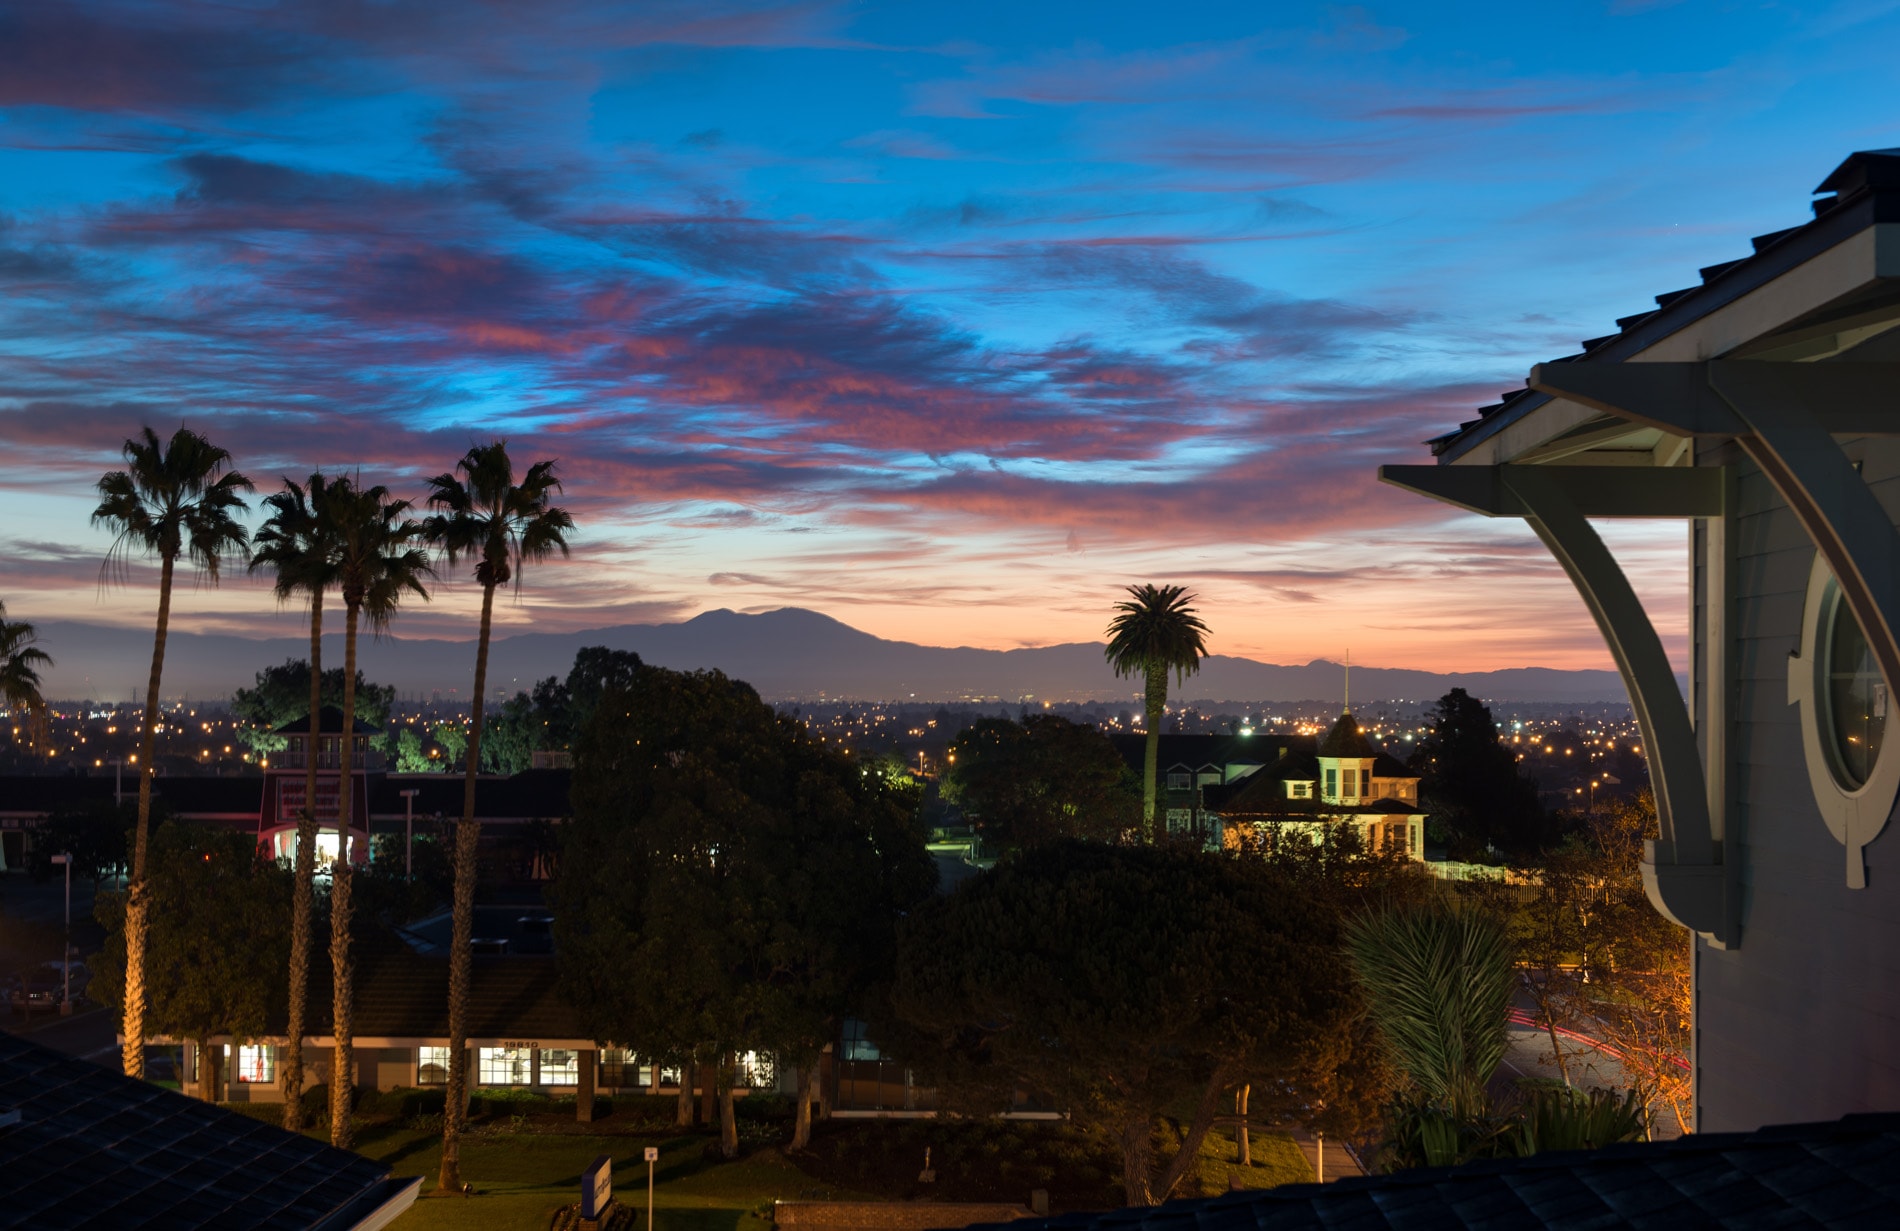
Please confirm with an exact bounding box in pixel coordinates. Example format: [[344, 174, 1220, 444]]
[[424, 442, 571, 1192], [248, 473, 342, 1131], [1104, 584, 1210, 842], [0, 601, 54, 738], [326, 478, 433, 1149], [93, 426, 252, 1079]]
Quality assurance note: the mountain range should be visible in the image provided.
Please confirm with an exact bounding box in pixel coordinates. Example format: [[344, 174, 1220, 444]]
[[31, 607, 1638, 706]]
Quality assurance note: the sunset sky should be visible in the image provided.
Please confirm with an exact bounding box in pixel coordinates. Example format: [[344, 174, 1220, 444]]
[[3, 1, 1897, 672]]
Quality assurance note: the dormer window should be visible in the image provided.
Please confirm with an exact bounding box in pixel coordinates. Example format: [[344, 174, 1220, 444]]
[[1324, 767, 1337, 797]]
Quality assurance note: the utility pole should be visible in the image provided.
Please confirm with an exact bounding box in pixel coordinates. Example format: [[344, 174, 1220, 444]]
[[645, 1145, 658, 1231], [399, 789, 420, 883]]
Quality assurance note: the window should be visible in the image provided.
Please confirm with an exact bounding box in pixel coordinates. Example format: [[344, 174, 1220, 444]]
[[1827, 596, 1887, 787], [599, 1048, 651, 1088], [841, 1019, 881, 1062], [235, 1045, 275, 1084], [1166, 772, 1191, 790], [418, 1046, 451, 1085], [1343, 768, 1357, 797], [658, 1063, 683, 1088], [478, 1046, 533, 1086], [537, 1049, 580, 1086], [734, 1051, 776, 1089], [1324, 768, 1337, 797]]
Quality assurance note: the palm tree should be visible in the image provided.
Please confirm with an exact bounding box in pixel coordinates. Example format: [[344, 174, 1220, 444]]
[[1104, 584, 1210, 842], [93, 426, 252, 1079], [326, 478, 433, 1149], [0, 601, 54, 742], [423, 442, 572, 1192], [248, 474, 341, 1131]]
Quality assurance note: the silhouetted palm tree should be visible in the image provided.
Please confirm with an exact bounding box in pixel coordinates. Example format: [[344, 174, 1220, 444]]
[[248, 473, 342, 1130], [325, 478, 432, 1149], [93, 426, 252, 1079], [1104, 584, 1210, 842], [423, 442, 571, 1191], [0, 601, 53, 736]]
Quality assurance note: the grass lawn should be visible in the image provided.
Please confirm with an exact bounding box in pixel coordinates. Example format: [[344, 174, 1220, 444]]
[[346, 1123, 846, 1231], [225, 1101, 1312, 1231]]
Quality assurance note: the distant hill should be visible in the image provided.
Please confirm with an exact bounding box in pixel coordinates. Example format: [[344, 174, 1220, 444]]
[[32, 607, 1638, 705]]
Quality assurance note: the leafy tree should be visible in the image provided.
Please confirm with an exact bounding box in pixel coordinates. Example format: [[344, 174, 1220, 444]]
[[28, 799, 132, 887], [1410, 688, 1546, 856], [890, 842, 1356, 1206], [423, 441, 572, 1193], [430, 721, 468, 770], [944, 715, 1137, 853], [554, 664, 935, 1156], [394, 726, 437, 773], [229, 659, 396, 755], [92, 425, 252, 1079], [1103, 584, 1210, 842], [90, 822, 291, 1102], [325, 478, 432, 1148], [249, 474, 342, 1130], [479, 690, 536, 775]]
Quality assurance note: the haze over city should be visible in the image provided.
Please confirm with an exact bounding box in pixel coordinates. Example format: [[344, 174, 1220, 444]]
[[8, 2, 1894, 673]]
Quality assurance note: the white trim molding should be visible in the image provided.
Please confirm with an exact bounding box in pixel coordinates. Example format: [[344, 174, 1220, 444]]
[[1788, 553, 1900, 889]]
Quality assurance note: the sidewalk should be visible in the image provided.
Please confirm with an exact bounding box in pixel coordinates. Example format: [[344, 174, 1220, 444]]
[[1285, 1128, 1364, 1182]]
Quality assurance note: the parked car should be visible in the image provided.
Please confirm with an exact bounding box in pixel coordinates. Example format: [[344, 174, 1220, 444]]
[[5, 960, 89, 1010]]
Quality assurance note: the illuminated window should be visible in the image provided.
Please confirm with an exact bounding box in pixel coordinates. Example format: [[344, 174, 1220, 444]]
[[537, 1049, 580, 1085], [1343, 768, 1357, 797], [235, 1045, 275, 1084], [735, 1051, 776, 1089], [478, 1047, 533, 1086], [418, 1047, 451, 1085], [1827, 597, 1887, 787], [658, 1063, 683, 1088]]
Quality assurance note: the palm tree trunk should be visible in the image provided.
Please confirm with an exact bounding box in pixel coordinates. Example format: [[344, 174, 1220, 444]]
[[438, 581, 495, 1194], [122, 551, 175, 1080], [1143, 662, 1167, 844], [283, 590, 323, 1130], [329, 601, 360, 1150]]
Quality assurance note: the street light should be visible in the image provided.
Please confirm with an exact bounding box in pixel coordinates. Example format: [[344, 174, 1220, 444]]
[[399, 789, 420, 883], [49, 853, 72, 1015]]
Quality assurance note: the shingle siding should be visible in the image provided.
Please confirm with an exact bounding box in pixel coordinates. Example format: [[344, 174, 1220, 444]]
[[1701, 439, 1900, 1130]]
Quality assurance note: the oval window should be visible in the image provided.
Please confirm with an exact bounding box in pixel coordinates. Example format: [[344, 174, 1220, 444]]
[[1826, 592, 1887, 788]]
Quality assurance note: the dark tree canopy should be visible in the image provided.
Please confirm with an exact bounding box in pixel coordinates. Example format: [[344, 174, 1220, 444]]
[[1410, 688, 1546, 856], [889, 842, 1368, 1206], [945, 715, 1138, 853], [90, 821, 292, 1047], [231, 659, 395, 753], [552, 662, 935, 1150]]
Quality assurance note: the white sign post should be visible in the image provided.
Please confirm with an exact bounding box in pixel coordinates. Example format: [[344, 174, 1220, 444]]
[[645, 1145, 659, 1231]]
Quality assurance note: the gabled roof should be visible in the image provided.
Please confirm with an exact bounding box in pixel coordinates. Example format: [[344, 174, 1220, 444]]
[[270, 706, 382, 736], [1431, 147, 1900, 462], [0, 1030, 417, 1229], [978, 1112, 1900, 1231]]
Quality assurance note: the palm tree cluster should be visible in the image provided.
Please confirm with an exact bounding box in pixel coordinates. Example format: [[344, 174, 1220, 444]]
[[86, 427, 571, 1171]]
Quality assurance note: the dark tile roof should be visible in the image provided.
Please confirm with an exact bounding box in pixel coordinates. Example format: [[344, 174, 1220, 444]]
[[371, 769, 569, 820], [271, 951, 585, 1042], [1431, 147, 1900, 462], [270, 706, 382, 736], [979, 1113, 1900, 1231], [0, 770, 570, 823], [1108, 734, 1294, 777], [0, 1029, 417, 1230]]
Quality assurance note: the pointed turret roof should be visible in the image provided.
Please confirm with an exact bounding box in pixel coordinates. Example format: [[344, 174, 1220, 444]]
[[1317, 710, 1375, 759]]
